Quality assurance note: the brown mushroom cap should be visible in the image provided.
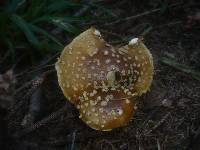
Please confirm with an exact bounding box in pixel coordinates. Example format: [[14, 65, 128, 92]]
[[55, 27, 153, 131]]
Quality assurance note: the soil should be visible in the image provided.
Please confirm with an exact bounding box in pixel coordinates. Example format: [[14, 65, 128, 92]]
[[0, 0, 200, 150]]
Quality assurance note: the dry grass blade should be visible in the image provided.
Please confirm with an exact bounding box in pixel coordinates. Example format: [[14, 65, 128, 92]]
[[104, 2, 183, 26], [162, 57, 200, 81], [14, 105, 68, 138], [144, 112, 171, 135], [70, 131, 76, 150], [157, 139, 161, 150], [97, 139, 117, 150]]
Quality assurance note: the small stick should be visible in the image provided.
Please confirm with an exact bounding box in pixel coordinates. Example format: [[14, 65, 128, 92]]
[[99, 139, 117, 150], [155, 21, 182, 29], [14, 69, 55, 96], [70, 131, 76, 150], [104, 2, 183, 26], [100, 29, 123, 39], [145, 112, 171, 135], [14, 52, 59, 78], [14, 105, 68, 138], [74, 0, 92, 17], [157, 139, 161, 150], [141, 107, 160, 128]]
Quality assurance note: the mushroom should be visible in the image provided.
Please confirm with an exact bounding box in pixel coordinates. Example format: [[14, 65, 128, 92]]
[[55, 27, 153, 131]]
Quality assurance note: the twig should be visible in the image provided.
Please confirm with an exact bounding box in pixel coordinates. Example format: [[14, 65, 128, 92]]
[[119, 143, 129, 150], [14, 76, 44, 96], [0, 51, 10, 65], [14, 105, 68, 138], [157, 139, 161, 150], [14, 52, 59, 78], [162, 57, 200, 81], [16, 64, 55, 79], [98, 139, 117, 150], [100, 29, 124, 40], [8, 76, 44, 119], [14, 69, 55, 96], [155, 20, 182, 29], [188, 125, 200, 149], [104, 2, 183, 26], [141, 107, 160, 128], [145, 112, 171, 135], [74, 0, 92, 17], [70, 131, 76, 150]]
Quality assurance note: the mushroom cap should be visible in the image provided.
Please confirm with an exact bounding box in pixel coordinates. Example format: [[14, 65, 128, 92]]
[[55, 27, 153, 131]]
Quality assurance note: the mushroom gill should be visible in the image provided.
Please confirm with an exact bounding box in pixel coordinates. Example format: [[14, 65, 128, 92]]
[[55, 27, 153, 131]]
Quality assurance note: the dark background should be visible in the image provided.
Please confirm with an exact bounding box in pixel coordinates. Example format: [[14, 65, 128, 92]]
[[0, 0, 200, 150]]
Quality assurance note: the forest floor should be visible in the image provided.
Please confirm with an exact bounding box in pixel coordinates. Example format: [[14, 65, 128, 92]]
[[0, 0, 200, 150]]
